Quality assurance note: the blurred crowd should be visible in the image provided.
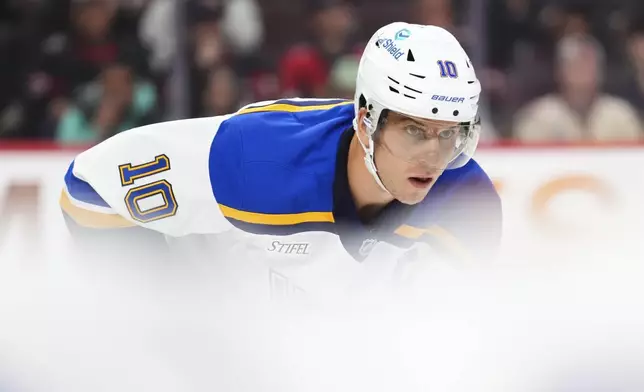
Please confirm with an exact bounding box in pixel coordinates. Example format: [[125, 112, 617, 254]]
[[1, 0, 644, 145]]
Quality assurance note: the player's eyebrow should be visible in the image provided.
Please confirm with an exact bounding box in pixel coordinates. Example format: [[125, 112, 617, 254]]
[[397, 115, 426, 127], [393, 113, 459, 128]]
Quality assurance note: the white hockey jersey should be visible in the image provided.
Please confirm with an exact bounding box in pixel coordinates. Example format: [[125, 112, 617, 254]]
[[60, 98, 502, 299]]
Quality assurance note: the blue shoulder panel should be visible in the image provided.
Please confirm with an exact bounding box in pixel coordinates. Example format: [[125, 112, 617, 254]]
[[209, 99, 354, 227]]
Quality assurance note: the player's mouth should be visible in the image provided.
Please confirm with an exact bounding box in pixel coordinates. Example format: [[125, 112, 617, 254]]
[[408, 176, 433, 189]]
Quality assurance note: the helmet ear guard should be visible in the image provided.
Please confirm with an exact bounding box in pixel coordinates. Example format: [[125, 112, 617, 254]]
[[352, 95, 391, 195]]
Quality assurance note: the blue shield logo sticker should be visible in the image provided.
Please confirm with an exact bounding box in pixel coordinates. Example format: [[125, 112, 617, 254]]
[[395, 28, 411, 40]]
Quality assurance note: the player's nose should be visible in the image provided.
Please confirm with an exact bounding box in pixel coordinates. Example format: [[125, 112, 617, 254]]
[[420, 137, 442, 157]]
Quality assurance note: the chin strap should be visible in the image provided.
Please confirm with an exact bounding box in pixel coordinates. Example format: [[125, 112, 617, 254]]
[[353, 117, 391, 196]]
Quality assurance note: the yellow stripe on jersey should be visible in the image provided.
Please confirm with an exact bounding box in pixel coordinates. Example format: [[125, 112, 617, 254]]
[[236, 101, 353, 115], [218, 204, 335, 225], [394, 224, 427, 240], [60, 190, 135, 229], [395, 224, 472, 261]]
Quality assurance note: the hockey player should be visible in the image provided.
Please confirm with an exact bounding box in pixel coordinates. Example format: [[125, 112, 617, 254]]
[[60, 23, 501, 291]]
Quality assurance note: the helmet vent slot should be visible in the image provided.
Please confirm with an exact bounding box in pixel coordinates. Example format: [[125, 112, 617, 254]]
[[404, 85, 422, 94], [407, 50, 416, 62], [388, 76, 400, 84], [409, 73, 425, 79], [389, 86, 400, 94], [404, 94, 416, 99]]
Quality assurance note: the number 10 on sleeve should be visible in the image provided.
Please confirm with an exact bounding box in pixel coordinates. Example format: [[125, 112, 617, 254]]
[[118, 154, 178, 223]]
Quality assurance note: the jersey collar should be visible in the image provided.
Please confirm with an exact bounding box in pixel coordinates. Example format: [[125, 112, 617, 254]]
[[332, 127, 417, 260]]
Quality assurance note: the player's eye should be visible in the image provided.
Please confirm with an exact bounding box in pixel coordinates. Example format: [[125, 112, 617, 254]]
[[404, 125, 424, 138], [438, 128, 457, 139]]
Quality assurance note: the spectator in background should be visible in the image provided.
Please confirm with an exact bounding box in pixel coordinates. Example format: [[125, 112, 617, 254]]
[[140, 0, 263, 74], [0, 0, 69, 139], [543, 2, 592, 37], [54, 0, 147, 92], [278, 0, 359, 98], [483, 0, 547, 137], [219, 0, 264, 56], [140, 0, 264, 117], [513, 34, 642, 142], [485, 2, 598, 138], [486, 0, 545, 72], [30, 0, 150, 138], [410, 0, 480, 53], [56, 58, 157, 144], [609, 18, 644, 122], [190, 1, 226, 70], [325, 54, 359, 100], [201, 66, 240, 116], [412, 0, 456, 31], [138, 0, 178, 75], [185, 0, 230, 117]]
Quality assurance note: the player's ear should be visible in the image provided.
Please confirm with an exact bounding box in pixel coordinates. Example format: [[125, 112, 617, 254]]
[[356, 107, 371, 140]]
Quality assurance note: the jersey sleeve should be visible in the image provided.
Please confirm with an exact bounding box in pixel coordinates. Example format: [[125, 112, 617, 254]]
[[60, 116, 236, 238]]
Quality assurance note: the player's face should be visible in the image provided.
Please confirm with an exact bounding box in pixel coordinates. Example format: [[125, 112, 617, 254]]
[[374, 112, 461, 205]]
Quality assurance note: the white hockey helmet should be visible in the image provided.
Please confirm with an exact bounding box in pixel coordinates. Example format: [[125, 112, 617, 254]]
[[353, 22, 482, 191]]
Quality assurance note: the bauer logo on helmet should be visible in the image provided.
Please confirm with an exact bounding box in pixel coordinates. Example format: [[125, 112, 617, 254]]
[[431, 95, 465, 103]]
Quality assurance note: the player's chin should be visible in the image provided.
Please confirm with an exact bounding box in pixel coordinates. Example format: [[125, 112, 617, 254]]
[[397, 180, 434, 205]]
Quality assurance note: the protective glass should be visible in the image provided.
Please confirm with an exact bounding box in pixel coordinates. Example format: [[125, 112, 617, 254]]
[[375, 113, 481, 170]]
